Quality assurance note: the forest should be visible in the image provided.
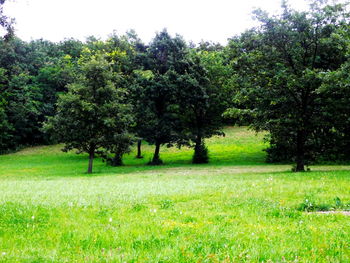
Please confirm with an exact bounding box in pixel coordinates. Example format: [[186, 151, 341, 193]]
[[1, 1, 350, 173]]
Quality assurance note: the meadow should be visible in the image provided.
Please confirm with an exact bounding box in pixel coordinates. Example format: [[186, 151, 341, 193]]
[[0, 127, 349, 262]]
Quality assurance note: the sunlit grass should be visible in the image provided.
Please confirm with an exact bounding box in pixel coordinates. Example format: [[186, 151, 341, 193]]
[[0, 127, 349, 262]]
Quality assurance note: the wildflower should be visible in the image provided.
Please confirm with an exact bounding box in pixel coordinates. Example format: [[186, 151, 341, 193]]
[[31, 216, 35, 220], [1, 252, 6, 256], [109, 218, 113, 223]]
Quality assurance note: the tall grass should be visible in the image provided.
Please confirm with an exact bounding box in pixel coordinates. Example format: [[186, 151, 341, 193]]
[[0, 127, 349, 262]]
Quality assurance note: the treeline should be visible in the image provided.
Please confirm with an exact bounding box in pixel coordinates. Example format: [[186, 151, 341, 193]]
[[0, 0, 350, 173]]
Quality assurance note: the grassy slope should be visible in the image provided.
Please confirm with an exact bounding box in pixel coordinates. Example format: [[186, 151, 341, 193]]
[[0, 127, 349, 262]]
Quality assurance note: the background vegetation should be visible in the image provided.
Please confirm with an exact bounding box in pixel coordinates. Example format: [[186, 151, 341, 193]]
[[0, 0, 349, 172]]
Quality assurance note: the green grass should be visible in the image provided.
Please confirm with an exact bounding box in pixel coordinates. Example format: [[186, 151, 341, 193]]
[[0, 127, 349, 262]]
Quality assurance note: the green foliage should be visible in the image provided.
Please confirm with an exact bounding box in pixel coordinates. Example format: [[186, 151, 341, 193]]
[[297, 196, 350, 212], [46, 55, 134, 173], [0, 101, 13, 152], [176, 51, 227, 163], [159, 199, 174, 209], [101, 133, 135, 167], [133, 30, 189, 165], [318, 58, 350, 161], [227, 0, 350, 171], [0, 37, 68, 150], [0, 6, 349, 170], [6, 73, 43, 145], [0, 0, 14, 41]]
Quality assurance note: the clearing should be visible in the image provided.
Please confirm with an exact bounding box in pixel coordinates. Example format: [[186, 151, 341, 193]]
[[0, 127, 349, 262]]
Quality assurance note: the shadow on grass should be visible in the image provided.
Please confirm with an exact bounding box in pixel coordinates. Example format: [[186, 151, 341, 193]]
[[1, 126, 349, 178], [81, 157, 350, 178]]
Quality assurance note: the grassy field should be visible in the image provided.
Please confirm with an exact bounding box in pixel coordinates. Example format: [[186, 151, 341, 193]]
[[0, 127, 349, 262]]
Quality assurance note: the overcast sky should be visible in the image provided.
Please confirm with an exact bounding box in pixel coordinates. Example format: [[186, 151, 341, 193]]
[[3, 0, 310, 44]]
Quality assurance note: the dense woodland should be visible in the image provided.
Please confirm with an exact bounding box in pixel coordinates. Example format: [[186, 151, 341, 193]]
[[1, 0, 350, 173]]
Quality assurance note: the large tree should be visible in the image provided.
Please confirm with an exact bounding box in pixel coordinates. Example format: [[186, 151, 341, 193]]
[[176, 51, 226, 163], [46, 55, 133, 173], [227, 0, 350, 171], [134, 30, 188, 165]]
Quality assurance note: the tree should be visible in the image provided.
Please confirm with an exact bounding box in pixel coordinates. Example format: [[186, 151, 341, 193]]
[[0, 103, 12, 152], [176, 52, 226, 163], [6, 72, 43, 145], [45, 55, 133, 173], [134, 30, 188, 165], [0, 68, 12, 152], [58, 38, 84, 60], [100, 132, 135, 166], [318, 58, 350, 160], [129, 70, 152, 160], [226, 0, 349, 171], [0, 0, 14, 41]]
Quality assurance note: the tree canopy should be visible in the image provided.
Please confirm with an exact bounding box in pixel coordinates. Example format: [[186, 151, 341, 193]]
[[226, 0, 350, 171], [45, 55, 134, 173]]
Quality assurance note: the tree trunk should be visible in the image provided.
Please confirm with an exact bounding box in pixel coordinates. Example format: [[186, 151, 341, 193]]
[[110, 153, 123, 166], [194, 136, 203, 159], [136, 139, 143, 159], [194, 135, 202, 154], [193, 135, 209, 164], [88, 151, 94, 174], [150, 141, 162, 165], [295, 130, 306, 172]]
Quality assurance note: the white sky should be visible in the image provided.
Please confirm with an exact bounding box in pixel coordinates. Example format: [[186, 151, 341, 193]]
[[3, 0, 309, 44]]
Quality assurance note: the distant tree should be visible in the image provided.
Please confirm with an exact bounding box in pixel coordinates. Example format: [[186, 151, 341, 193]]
[[0, 67, 12, 152], [100, 132, 135, 166], [0, 103, 12, 152], [197, 41, 224, 52], [0, 37, 78, 148], [103, 30, 146, 160], [318, 57, 350, 160], [6, 72, 43, 145], [35, 55, 77, 118], [0, 0, 14, 41], [135, 30, 188, 165], [226, 0, 350, 171], [176, 52, 226, 163], [45, 55, 133, 173], [128, 70, 153, 160], [58, 38, 84, 60]]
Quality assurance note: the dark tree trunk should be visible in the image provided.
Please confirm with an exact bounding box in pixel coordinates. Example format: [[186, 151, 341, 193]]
[[295, 130, 306, 172], [150, 141, 162, 165], [194, 135, 202, 152], [136, 139, 143, 159], [88, 151, 94, 174], [192, 135, 209, 164], [110, 153, 123, 166]]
